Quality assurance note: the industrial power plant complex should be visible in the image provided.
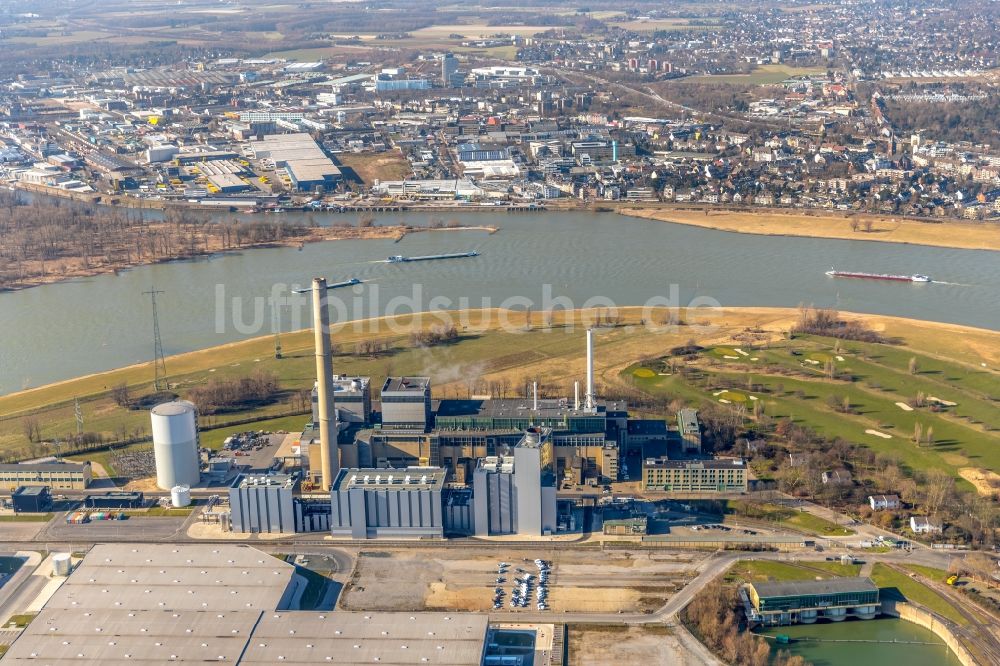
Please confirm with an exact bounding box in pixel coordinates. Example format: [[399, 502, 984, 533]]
[[190, 278, 747, 538], [0, 276, 753, 538], [0, 278, 749, 541]]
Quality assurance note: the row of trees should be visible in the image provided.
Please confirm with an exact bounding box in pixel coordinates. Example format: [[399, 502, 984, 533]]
[[410, 324, 460, 347], [188, 370, 280, 414], [791, 306, 887, 343]]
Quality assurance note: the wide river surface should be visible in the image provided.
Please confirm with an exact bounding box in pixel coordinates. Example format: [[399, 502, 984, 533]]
[[1, 210, 998, 394]]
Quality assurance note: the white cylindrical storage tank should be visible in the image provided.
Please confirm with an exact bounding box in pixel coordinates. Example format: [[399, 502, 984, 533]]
[[52, 553, 72, 576], [170, 485, 192, 508], [151, 400, 201, 491]]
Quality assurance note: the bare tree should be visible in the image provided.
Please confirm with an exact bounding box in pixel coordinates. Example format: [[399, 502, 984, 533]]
[[111, 382, 131, 408], [22, 417, 41, 444], [923, 469, 954, 517]]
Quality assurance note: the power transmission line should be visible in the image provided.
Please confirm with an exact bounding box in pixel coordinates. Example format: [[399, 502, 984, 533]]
[[74, 397, 83, 435], [143, 286, 167, 391]]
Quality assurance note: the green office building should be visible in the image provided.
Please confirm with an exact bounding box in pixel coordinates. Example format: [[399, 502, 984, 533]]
[[746, 577, 880, 626]]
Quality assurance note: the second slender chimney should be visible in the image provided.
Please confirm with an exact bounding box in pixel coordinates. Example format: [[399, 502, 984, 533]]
[[585, 329, 595, 411]]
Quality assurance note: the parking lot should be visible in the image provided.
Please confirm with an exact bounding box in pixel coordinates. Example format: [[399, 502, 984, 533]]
[[341, 548, 695, 614], [38, 513, 192, 541], [216, 431, 285, 472]]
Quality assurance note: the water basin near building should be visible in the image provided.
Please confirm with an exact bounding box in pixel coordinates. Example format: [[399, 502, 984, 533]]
[[759, 617, 962, 666]]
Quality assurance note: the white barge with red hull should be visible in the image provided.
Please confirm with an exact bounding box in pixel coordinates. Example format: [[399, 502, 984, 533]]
[[825, 269, 931, 283]]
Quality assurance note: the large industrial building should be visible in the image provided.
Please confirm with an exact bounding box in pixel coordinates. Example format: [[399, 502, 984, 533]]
[[251, 319, 746, 541], [1, 543, 492, 665], [380, 376, 432, 430], [472, 427, 558, 536], [228, 472, 331, 534], [311, 375, 372, 425], [329, 467, 446, 539], [83, 491, 145, 509], [10, 485, 52, 512], [745, 577, 880, 626]]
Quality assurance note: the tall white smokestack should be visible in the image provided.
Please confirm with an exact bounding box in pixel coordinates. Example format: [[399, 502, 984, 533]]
[[312, 277, 338, 491], [585, 329, 595, 412], [574, 381, 580, 411], [532, 381, 538, 411]]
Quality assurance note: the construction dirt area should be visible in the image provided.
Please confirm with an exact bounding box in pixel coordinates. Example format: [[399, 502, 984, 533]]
[[567, 625, 692, 666], [339, 548, 698, 614]]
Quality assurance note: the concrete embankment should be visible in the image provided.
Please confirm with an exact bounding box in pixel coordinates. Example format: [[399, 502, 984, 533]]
[[881, 599, 978, 666]]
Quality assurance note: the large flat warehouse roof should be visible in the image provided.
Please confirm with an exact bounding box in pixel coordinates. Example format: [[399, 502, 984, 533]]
[[244, 612, 488, 664], [2, 543, 488, 665]]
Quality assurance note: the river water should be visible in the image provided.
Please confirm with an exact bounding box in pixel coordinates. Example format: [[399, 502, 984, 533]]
[[760, 617, 962, 665], [0, 210, 997, 394]]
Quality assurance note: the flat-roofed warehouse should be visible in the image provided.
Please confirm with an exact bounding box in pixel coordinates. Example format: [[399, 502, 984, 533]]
[[2, 543, 489, 665], [207, 173, 252, 193], [244, 612, 488, 664], [247, 132, 341, 191]]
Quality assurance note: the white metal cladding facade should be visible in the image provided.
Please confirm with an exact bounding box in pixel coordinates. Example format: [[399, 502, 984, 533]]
[[330, 481, 444, 538], [472, 467, 517, 535], [228, 480, 296, 533]]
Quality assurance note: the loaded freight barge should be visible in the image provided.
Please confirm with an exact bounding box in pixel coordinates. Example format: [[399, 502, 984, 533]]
[[385, 250, 480, 263], [825, 269, 931, 283]]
